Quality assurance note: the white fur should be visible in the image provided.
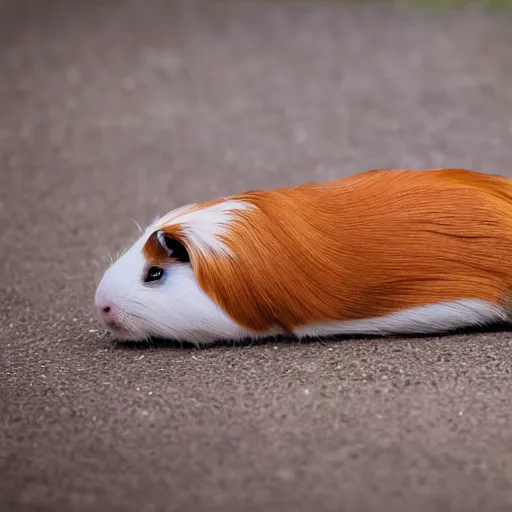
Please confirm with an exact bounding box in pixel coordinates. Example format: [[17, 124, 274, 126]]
[[94, 229, 256, 344], [294, 299, 508, 338], [152, 200, 255, 257]]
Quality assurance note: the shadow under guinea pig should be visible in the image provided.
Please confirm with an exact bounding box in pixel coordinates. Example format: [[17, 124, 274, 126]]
[[110, 321, 512, 351]]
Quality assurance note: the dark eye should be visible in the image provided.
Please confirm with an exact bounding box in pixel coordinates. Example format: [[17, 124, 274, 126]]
[[144, 266, 165, 283]]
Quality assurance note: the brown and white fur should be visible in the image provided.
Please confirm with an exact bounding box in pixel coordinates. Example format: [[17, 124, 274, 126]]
[[94, 168, 512, 345]]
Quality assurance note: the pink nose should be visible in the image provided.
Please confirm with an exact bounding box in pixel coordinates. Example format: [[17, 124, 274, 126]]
[[95, 296, 113, 316], [95, 298, 119, 328], [94, 286, 123, 330]]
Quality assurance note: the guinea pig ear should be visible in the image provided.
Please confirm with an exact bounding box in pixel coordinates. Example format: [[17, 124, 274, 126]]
[[155, 230, 191, 263]]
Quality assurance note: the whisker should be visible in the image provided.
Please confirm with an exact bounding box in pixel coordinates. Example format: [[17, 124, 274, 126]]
[[131, 218, 144, 234]]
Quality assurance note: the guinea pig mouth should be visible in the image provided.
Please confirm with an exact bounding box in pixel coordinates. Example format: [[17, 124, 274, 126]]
[[95, 304, 131, 335], [96, 313, 129, 335], [99, 316, 149, 341], [103, 318, 124, 332]]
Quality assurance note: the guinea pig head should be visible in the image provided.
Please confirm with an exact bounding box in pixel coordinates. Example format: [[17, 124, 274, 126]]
[[93, 200, 259, 344]]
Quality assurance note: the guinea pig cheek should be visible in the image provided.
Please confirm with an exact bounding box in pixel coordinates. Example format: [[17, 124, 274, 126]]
[[94, 248, 155, 339]]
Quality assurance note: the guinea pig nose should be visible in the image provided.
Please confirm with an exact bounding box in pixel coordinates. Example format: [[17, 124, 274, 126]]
[[97, 302, 114, 317], [95, 296, 115, 318]]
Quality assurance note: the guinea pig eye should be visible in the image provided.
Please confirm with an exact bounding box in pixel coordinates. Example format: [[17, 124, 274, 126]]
[[156, 231, 190, 263], [144, 266, 165, 283]]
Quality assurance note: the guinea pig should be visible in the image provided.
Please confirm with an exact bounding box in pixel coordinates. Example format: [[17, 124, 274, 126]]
[[94, 168, 512, 345]]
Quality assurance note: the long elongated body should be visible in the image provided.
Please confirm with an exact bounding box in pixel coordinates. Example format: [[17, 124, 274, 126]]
[[95, 168, 512, 344]]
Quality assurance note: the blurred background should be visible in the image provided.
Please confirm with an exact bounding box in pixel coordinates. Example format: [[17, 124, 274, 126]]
[[2, 1, 512, 511]]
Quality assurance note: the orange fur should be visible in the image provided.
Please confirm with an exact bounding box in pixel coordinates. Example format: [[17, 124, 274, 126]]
[[143, 169, 512, 332]]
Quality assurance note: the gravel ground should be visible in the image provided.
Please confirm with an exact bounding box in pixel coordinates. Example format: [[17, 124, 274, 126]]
[[2, 1, 512, 511]]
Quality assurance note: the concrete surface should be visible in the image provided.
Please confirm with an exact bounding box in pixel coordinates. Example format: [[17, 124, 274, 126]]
[[2, 0, 512, 511]]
